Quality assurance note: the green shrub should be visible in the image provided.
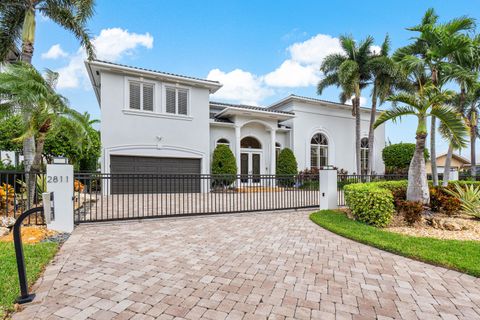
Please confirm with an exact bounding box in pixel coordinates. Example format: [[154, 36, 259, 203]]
[[397, 200, 423, 226], [382, 143, 429, 174], [276, 148, 297, 187], [211, 145, 237, 187], [344, 183, 395, 227]]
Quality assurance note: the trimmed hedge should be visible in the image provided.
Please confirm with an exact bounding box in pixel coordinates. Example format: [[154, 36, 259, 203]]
[[382, 143, 429, 173], [344, 183, 395, 227], [211, 144, 237, 187]]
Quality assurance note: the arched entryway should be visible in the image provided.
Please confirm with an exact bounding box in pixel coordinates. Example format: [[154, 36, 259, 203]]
[[240, 136, 262, 183]]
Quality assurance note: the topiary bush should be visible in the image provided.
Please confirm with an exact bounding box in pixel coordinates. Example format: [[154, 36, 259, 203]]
[[382, 143, 429, 174], [276, 148, 297, 187], [211, 144, 237, 188], [344, 183, 395, 227]]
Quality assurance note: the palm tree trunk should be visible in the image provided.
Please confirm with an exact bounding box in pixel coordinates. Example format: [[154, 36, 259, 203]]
[[471, 122, 477, 179], [367, 84, 377, 175], [407, 131, 429, 203], [442, 143, 454, 187], [430, 116, 438, 186], [32, 132, 47, 172], [23, 135, 35, 208]]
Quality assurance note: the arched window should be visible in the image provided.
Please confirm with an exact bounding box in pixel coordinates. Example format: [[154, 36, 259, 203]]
[[216, 138, 230, 147], [275, 142, 281, 161], [310, 133, 328, 169], [241, 136, 261, 149], [361, 137, 369, 174]]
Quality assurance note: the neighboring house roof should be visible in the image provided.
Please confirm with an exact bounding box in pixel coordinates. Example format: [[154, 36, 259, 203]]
[[268, 94, 382, 114], [85, 60, 223, 103], [434, 152, 471, 165]]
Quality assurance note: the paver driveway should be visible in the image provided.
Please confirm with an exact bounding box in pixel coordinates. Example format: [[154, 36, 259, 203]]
[[14, 210, 480, 320]]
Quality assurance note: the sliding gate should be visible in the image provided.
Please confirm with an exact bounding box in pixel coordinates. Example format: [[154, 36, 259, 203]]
[[73, 173, 320, 223]]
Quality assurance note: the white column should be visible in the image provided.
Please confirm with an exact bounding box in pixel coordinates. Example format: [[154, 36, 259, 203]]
[[270, 129, 276, 175], [46, 164, 74, 233], [319, 169, 338, 210], [235, 125, 241, 174]]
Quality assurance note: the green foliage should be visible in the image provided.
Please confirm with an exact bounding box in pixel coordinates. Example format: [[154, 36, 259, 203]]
[[445, 183, 480, 218], [382, 143, 429, 173], [0, 242, 58, 318], [0, 115, 23, 152], [276, 148, 297, 187], [344, 183, 395, 227], [396, 200, 424, 225], [310, 210, 480, 277], [211, 145, 237, 187]]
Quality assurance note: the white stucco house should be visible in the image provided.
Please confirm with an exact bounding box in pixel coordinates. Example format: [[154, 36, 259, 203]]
[[86, 60, 385, 178]]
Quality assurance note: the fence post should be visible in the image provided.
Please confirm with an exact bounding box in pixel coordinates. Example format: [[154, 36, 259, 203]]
[[46, 164, 74, 232], [319, 169, 338, 210]]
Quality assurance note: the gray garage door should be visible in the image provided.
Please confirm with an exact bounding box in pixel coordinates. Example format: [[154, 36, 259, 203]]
[[110, 155, 201, 194]]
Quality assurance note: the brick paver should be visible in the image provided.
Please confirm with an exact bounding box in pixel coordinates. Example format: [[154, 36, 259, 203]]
[[13, 210, 480, 319]]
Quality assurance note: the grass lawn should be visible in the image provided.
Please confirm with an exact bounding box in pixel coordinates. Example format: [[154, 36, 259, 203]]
[[0, 241, 58, 319], [310, 210, 480, 277]]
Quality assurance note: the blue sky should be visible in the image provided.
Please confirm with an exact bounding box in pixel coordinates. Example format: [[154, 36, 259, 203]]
[[32, 0, 480, 155]]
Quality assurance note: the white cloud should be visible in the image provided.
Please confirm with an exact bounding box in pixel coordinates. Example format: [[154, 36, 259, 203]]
[[288, 34, 342, 66], [371, 45, 382, 55], [207, 69, 273, 106], [264, 60, 319, 87], [41, 44, 68, 59], [93, 28, 153, 61], [56, 28, 154, 89]]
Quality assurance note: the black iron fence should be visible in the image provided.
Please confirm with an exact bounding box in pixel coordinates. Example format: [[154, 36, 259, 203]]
[[0, 171, 45, 225], [73, 173, 320, 222]]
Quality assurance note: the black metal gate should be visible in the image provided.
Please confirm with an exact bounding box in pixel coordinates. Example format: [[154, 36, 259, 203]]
[[73, 173, 320, 223]]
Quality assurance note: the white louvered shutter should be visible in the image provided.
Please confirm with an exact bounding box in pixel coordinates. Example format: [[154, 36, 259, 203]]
[[178, 89, 188, 115], [166, 87, 176, 113], [142, 84, 154, 111], [129, 82, 141, 110]]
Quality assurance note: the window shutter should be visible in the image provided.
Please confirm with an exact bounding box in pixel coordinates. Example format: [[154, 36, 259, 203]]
[[143, 84, 154, 111], [166, 87, 176, 113], [178, 89, 188, 115], [129, 82, 141, 110]]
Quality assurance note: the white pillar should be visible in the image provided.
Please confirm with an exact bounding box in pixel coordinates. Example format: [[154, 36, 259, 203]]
[[235, 125, 241, 174], [319, 169, 338, 210], [46, 164, 74, 233], [270, 129, 276, 175]]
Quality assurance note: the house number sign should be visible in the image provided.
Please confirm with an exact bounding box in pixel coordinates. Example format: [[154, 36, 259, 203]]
[[47, 175, 69, 183]]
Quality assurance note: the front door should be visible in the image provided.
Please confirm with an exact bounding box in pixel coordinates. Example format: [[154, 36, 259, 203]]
[[240, 152, 261, 183]]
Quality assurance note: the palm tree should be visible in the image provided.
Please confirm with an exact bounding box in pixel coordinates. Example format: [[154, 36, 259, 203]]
[[0, 0, 95, 63], [0, 63, 88, 205], [374, 84, 467, 203], [394, 8, 475, 186], [318, 35, 374, 174], [366, 35, 411, 175]]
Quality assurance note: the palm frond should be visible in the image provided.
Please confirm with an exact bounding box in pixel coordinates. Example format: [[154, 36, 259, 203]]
[[317, 73, 339, 95], [374, 105, 418, 128], [430, 105, 468, 148], [0, 3, 25, 61]]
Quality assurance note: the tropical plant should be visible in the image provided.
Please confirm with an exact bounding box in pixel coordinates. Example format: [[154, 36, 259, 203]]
[[318, 35, 375, 174], [374, 84, 467, 203], [0, 63, 89, 206], [366, 35, 410, 175], [393, 8, 476, 186], [445, 183, 480, 218]]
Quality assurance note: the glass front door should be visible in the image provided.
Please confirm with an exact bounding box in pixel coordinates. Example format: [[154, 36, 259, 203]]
[[240, 152, 261, 183]]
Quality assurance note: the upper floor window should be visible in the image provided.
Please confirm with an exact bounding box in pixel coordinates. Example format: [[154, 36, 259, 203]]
[[166, 87, 188, 115], [129, 81, 154, 111]]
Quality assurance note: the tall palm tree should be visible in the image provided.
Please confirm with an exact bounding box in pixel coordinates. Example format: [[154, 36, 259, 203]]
[[0, 0, 95, 63], [374, 84, 467, 203], [318, 35, 374, 174], [0, 63, 88, 205], [394, 8, 475, 186], [366, 35, 411, 175]]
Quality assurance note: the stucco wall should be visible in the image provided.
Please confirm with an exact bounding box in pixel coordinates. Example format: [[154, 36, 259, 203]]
[[100, 71, 211, 174]]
